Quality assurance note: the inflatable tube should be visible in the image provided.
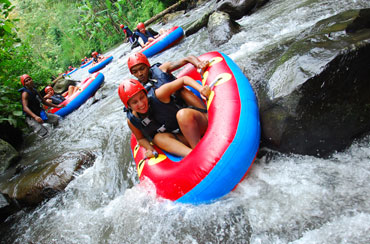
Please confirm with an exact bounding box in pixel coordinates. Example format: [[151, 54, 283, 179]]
[[80, 60, 93, 68], [140, 26, 184, 58], [88, 56, 113, 74], [130, 51, 260, 204], [63, 68, 78, 77], [49, 72, 104, 117]]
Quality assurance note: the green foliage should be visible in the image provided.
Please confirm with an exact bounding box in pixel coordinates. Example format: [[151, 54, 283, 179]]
[[0, 0, 26, 128]]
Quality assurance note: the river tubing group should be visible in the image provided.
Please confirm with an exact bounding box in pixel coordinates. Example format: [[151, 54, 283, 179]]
[[19, 20, 260, 204]]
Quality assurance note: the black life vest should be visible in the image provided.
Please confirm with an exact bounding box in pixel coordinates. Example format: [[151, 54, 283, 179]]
[[143, 63, 176, 91], [50, 94, 65, 105], [125, 89, 182, 141], [19, 87, 43, 117], [124, 27, 134, 37], [135, 30, 154, 45]]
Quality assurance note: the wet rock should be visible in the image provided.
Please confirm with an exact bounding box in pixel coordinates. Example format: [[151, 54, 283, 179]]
[[217, 0, 270, 20], [52, 78, 77, 94], [184, 9, 214, 36], [0, 150, 96, 206], [0, 139, 20, 174], [0, 122, 23, 149], [346, 8, 370, 33], [258, 8, 370, 157], [0, 193, 20, 223], [207, 11, 241, 46], [162, 11, 186, 24]]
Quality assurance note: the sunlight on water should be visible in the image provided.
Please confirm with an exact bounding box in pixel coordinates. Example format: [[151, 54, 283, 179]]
[[4, 0, 370, 243]]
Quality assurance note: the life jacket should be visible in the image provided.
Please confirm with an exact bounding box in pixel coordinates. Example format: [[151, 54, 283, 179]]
[[124, 27, 134, 37], [19, 87, 44, 117], [125, 89, 182, 141], [134, 30, 154, 45], [50, 94, 65, 105], [147, 63, 189, 109], [93, 56, 99, 63], [143, 63, 177, 91]]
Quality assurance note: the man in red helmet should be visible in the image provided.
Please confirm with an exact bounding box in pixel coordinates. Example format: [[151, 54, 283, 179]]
[[91, 51, 104, 64], [19, 74, 64, 137], [134, 22, 156, 47], [120, 24, 136, 44], [127, 52, 209, 109]]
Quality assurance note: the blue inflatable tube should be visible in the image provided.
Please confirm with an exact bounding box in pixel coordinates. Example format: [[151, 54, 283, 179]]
[[141, 26, 184, 58], [55, 73, 104, 117], [177, 53, 260, 204], [63, 68, 78, 77], [81, 60, 93, 68], [130, 51, 260, 204], [88, 56, 113, 74]]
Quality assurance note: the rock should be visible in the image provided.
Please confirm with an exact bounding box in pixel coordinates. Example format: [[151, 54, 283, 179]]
[[258, 9, 370, 157], [184, 10, 214, 36], [0, 122, 23, 149], [207, 11, 241, 46], [217, 0, 270, 20], [0, 139, 20, 174], [0, 193, 20, 223], [162, 11, 186, 24], [0, 150, 96, 206], [346, 8, 370, 33], [52, 78, 77, 94]]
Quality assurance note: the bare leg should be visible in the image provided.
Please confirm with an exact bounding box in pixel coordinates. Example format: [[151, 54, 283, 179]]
[[67, 86, 74, 97], [153, 133, 191, 157], [67, 85, 79, 97], [176, 108, 208, 148], [180, 88, 206, 109]]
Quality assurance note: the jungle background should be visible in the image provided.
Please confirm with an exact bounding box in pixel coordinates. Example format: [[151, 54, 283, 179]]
[[0, 0, 177, 131]]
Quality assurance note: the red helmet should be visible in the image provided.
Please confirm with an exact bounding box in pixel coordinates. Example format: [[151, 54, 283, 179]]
[[118, 79, 146, 108], [20, 74, 31, 86], [120, 24, 124, 29], [45, 86, 53, 93], [91, 51, 98, 57], [127, 53, 150, 73], [137, 22, 145, 30]]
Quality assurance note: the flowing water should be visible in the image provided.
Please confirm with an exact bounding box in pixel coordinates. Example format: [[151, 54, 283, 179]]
[[2, 0, 370, 243]]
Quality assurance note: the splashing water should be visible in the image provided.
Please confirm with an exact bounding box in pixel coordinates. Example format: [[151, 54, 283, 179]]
[[2, 0, 370, 243]]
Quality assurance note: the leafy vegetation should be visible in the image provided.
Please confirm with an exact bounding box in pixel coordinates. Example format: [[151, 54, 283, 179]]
[[0, 0, 178, 130]]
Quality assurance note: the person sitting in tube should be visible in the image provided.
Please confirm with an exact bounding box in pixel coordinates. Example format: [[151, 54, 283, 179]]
[[127, 52, 209, 110], [44, 86, 66, 105], [118, 78, 210, 158], [81, 58, 87, 65], [91, 51, 104, 64], [134, 22, 157, 48]]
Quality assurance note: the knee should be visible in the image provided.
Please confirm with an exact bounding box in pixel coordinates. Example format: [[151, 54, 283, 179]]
[[177, 109, 196, 127], [153, 133, 173, 147]]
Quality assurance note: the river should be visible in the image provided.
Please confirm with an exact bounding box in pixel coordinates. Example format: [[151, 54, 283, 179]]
[[2, 0, 370, 243]]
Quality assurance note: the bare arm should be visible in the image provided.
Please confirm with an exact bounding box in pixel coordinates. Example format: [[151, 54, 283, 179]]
[[21, 92, 43, 123], [155, 76, 211, 103], [40, 93, 63, 108], [127, 119, 157, 158], [44, 93, 52, 99], [138, 37, 145, 47], [159, 55, 209, 73]]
